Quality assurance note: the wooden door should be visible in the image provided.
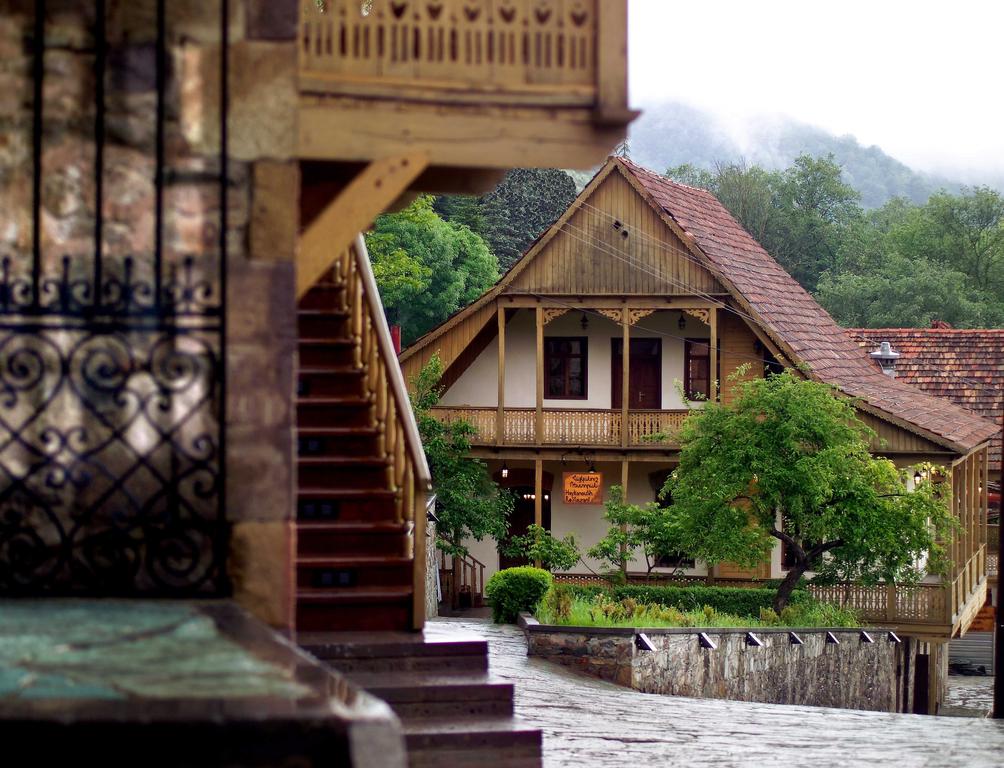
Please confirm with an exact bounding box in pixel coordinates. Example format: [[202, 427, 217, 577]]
[[612, 338, 662, 409]]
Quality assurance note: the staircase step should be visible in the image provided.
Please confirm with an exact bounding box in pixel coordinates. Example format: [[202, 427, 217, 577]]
[[299, 338, 355, 367], [296, 555, 412, 590], [403, 718, 542, 768], [296, 587, 413, 632], [297, 427, 381, 458], [297, 521, 410, 558], [300, 630, 489, 675], [346, 672, 514, 719], [297, 456, 389, 489], [297, 489, 399, 522], [297, 309, 349, 338], [298, 367, 365, 398], [298, 283, 344, 310], [296, 397, 372, 428]]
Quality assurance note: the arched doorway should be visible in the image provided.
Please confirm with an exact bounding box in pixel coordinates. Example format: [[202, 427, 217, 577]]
[[494, 468, 553, 570]]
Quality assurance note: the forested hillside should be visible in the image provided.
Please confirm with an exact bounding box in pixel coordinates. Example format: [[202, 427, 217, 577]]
[[629, 101, 996, 208]]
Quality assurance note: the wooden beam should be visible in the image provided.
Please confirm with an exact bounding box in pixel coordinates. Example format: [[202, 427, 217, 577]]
[[536, 306, 544, 446], [497, 305, 505, 447], [620, 459, 629, 573], [499, 295, 728, 309], [297, 153, 428, 297], [621, 310, 629, 448], [595, 0, 631, 124], [710, 306, 719, 402], [534, 459, 543, 569]]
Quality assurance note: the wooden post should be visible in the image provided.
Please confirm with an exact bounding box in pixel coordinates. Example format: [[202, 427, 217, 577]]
[[496, 304, 505, 446], [595, 0, 629, 123], [710, 306, 719, 402], [620, 459, 629, 574], [536, 306, 544, 445], [534, 458, 543, 569], [621, 310, 629, 448], [886, 582, 896, 622]]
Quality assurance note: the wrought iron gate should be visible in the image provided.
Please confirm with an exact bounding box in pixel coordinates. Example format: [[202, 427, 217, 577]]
[[0, 1, 229, 595]]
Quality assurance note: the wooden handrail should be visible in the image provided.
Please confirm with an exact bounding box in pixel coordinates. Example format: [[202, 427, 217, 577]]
[[336, 235, 433, 630]]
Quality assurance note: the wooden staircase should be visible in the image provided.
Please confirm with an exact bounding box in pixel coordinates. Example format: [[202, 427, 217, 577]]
[[301, 630, 542, 768], [295, 237, 431, 632]]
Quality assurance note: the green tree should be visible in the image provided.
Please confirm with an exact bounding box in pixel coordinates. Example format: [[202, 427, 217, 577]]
[[587, 486, 687, 577], [663, 370, 954, 612], [410, 355, 512, 557], [502, 524, 581, 572], [816, 253, 1004, 328], [366, 196, 499, 344], [436, 168, 578, 270]]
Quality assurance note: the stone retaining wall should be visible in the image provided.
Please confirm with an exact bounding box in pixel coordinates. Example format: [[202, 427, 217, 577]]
[[521, 617, 919, 712]]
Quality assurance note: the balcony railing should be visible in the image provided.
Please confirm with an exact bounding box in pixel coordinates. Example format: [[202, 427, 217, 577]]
[[430, 406, 689, 447], [300, 0, 613, 107]]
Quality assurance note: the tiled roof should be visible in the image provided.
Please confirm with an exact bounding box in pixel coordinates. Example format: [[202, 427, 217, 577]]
[[852, 328, 1003, 463], [618, 157, 999, 455]]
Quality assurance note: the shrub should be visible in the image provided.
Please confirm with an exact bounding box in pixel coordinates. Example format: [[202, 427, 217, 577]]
[[485, 566, 553, 623], [609, 584, 811, 618], [540, 584, 574, 621]]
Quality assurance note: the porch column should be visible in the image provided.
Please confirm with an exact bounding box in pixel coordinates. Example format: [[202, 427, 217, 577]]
[[620, 459, 629, 573], [536, 306, 544, 445], [621, 310, 629, 448], [710, 306, 719, 402], [496, 304, 505, 446], [534, 459, 543, 568]]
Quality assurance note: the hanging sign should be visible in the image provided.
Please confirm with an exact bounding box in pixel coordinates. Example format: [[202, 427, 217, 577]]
[[563, 472, 603, 505]]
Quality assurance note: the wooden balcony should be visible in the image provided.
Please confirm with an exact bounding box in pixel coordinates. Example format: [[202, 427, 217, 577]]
[[298, 0, 634, 169], [430, 406, 689, 447]]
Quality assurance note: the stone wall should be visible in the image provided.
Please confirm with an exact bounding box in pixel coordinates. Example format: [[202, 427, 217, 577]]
[[523, 620, 921, 713], [0, 1, 299, 629]]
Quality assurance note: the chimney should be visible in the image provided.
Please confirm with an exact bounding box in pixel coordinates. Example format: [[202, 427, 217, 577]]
[[870, 341, 900, 377]]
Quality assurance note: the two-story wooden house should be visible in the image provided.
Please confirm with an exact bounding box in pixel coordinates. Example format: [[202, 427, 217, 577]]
[[401, 157, 999, 652]]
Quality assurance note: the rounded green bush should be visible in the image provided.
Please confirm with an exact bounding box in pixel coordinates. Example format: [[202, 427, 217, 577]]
[[485, 566, 553, 624]]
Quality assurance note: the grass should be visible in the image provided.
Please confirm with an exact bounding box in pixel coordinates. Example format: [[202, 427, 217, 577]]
[[534, 590, 859, 629]]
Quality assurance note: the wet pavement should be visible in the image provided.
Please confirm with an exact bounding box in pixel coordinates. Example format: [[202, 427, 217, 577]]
[[430, 618, 1004, 767], [944, 675, 994, 716]]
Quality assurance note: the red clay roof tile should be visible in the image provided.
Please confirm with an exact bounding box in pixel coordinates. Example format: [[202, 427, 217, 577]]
[[618, 157, 999, 455]]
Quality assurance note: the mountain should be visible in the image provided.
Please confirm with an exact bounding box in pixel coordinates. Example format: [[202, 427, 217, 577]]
[[627, 101, 984, 208]]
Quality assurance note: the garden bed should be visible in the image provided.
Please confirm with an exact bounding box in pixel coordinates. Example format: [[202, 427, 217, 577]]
[[519, 613, 917, 712]]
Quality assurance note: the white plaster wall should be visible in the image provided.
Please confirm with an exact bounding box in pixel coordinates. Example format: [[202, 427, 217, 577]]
[[465, 459, 714, 583], [439, 309, 710, 410]]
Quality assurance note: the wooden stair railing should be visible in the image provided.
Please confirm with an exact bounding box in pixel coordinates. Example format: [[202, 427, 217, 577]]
[[295, 234, 433, 632], [439, 550, 486, 611]]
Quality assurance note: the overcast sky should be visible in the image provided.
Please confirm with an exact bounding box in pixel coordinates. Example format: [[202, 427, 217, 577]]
[[628, 0, 1004, 180]]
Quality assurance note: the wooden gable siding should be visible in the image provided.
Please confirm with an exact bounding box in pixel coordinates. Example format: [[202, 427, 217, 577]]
[[400, 300, 497, 390], [504, 171, 726, 297], [857, 412, 947, 456], [719, 311, 762, 406]]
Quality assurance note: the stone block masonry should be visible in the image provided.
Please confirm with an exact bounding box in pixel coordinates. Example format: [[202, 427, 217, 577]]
[[522, 618, 921, 713]]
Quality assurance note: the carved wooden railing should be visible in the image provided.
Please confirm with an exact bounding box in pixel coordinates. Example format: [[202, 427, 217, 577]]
[[807, 582, 948, 625], [335, 235, 433, 629], [430, 406, 689, 447], [300, 0, 622, 110], [439, 549, 486, 610]]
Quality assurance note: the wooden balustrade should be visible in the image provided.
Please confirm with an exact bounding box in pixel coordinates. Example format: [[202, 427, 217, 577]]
[[440, 550, 486, 610], [338, 236, 433, 629], [300, 0, 603, 104], [429, 406, 689, 447]]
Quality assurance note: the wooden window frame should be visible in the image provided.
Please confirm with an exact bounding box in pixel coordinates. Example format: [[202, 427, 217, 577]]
[[544, 336, 588, 400], [684, 338, 711, 401]]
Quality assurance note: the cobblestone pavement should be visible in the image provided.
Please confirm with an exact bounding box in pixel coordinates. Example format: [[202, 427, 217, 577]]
[[430, 618, 1004, 767], [945, 675, 994, 715]]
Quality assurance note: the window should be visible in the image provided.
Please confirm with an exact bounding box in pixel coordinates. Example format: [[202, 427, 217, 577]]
[[648, 472, 695, 569], [545, 337, 587, 399], [684, 339, 710, 400]]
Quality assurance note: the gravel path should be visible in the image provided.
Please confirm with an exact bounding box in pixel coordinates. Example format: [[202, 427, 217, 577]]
[[430, 618, 1004, 767]]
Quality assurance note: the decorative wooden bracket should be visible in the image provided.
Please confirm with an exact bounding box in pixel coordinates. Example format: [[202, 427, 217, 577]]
[[627, 308, 656, 325], [684, 308, 710, 324], [542, 308, 569, 325], [595, 309, 623, 323], [297, 152, 429, 298]]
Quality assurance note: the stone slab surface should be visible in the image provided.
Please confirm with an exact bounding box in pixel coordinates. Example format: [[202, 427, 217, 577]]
[[431, 618, 1004, 767]]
